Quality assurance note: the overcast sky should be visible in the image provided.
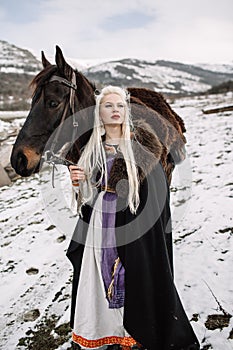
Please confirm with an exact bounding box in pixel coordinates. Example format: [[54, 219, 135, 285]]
[[0, 0, 232, 64]]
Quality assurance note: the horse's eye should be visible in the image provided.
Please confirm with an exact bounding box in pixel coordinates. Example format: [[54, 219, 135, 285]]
[[48, 100, 59, 108]]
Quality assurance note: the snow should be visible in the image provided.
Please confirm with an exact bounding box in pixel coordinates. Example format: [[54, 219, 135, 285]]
[[0, 92, 233, 349], [0, 114, 27, 145], [194, 63, 233, 74], [0, 67, 25, 74], [0, 40, 41, 74], [38, 55, 116, 72], [170, 93, 233, 350], [0, 111, 28, 121], [88, 61, 126, 79], [87, 61, 211, 94], [132, 64, 211, 93], [68, 57, 117, 71]]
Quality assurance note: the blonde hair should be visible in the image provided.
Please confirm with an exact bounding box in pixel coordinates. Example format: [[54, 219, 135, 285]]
[[77, 85, 140, 214]]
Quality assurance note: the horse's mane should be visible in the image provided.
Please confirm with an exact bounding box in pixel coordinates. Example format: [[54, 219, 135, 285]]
[[78, 72, 96, 92], [30, 65, 57, 101]]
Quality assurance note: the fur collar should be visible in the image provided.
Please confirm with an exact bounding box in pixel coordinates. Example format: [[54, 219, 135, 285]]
[[107, 119, 163, 197]]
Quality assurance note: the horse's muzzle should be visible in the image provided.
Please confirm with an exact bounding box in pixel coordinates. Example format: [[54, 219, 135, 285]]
[[11, 147, 41, 177]]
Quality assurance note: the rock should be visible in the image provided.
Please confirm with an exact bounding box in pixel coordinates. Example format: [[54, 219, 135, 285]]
[[0, 130, 8, 141], [0, 164, 11, 186], [4, 164, 19, 181], [46, 225, 56, 231], [0, 144, 19, 183], [57, 235, 66, 243], [55, 322, 71, 336], [205, 314, 232, 330], [26, 267, 39, 275], [23, 309, 40, 322], [0, 144, 12, 167], [228, 328, 233, 339]]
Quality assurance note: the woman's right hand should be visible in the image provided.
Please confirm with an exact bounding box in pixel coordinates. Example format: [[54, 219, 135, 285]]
[[69, 165, 86, 186]]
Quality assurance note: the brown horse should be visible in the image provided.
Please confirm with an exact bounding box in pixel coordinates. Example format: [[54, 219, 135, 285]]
[[11, 46, 186, 184]]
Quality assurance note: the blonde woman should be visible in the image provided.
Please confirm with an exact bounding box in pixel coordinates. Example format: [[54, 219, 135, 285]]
[[68, 86, 199, 350]]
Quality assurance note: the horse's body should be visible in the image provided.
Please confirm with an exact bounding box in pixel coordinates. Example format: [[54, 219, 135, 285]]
[[11, 46, 186, 184]]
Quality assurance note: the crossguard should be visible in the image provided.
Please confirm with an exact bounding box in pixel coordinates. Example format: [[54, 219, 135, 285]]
[[42, 150, 75, 166]]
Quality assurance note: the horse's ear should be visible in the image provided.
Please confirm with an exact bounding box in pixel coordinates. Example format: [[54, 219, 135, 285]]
[[55, 45, 73, 78], [41, 51, 51, 68]]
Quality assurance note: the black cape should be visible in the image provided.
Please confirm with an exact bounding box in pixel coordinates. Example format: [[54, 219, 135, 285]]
[[67, 162, 200, 350]]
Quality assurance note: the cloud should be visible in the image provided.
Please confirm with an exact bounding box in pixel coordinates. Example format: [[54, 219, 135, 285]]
[[101, 11, 155, 32], [1, 0, 46, 24], [0, 0, 232, 63]]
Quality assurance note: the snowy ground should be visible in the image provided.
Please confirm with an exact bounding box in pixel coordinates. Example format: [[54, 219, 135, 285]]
[[0, 92, 232, 350]]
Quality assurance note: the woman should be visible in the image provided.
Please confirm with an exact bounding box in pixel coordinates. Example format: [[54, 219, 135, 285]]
[[67, 86, 199, 350]]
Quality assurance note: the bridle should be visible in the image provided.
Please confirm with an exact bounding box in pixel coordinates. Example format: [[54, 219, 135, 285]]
[[42, 71, 79, 186], [49, 72, 77, 115]]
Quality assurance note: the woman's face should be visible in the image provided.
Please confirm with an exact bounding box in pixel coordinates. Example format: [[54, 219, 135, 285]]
[[99, 93, 126, 126]]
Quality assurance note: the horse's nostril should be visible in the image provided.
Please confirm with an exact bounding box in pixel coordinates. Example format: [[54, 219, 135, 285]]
[[16, 151, 28, 176], [18, 151, 27, 167]]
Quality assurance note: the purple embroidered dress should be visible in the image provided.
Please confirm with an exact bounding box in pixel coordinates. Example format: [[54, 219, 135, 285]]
[[101, 149, 125, 309]]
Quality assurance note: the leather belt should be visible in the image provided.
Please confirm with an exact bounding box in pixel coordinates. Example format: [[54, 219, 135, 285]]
[[101, 186, 116, 193]]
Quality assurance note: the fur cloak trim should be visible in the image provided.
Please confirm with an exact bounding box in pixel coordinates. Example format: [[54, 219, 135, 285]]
[[107, 119, 163, 197]]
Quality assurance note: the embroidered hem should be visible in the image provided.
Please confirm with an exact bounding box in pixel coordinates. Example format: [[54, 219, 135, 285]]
[[72, 332, 137, 348]]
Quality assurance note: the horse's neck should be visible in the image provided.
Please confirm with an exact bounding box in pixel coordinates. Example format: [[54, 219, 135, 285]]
[[75, 72, 95, 109]]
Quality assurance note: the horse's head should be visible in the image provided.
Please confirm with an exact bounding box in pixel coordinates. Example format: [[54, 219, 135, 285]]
[[11, 46, 95, 177]]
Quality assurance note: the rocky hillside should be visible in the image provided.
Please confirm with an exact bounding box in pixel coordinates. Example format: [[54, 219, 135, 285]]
[[0, 40, 42, 110], [205, 80, 233, 95], [84, 58, 233, 96], [0, 40, 233, 110], [0, 40, 41, 74]]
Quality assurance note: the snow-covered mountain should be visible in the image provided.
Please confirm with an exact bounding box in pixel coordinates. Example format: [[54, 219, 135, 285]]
[[0, 40, 233, 110], [0, 40, 41, 74], [83, 58, 233, 95], [0, 41, 42, 110]]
